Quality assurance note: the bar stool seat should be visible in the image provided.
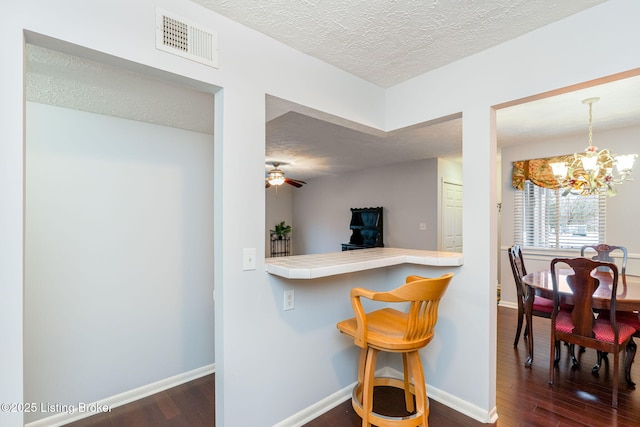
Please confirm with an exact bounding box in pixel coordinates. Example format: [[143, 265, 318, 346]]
[[336, 273, 453, 427]]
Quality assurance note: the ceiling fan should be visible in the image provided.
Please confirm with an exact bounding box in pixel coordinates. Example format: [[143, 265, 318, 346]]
[[265, 162, 306, 188]]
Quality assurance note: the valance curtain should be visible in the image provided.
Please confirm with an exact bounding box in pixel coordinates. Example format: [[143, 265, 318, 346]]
[[512, 154, 575, 191]]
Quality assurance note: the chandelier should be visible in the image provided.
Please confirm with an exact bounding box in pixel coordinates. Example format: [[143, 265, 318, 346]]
[[549, 97, 637, 196]]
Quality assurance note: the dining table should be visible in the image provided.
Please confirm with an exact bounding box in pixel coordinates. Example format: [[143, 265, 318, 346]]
[[521, 268, 640, 382]]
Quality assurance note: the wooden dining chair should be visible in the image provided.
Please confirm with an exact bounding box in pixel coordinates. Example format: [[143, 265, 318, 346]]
[[580, 244, 628, 275], [548, 258, 636, 408], [581, 244, 635, 378], [336, 273, 453, 427], [508, 245, 554, 347], [594, 273, 640, 387], [603, 309, 640, 387]]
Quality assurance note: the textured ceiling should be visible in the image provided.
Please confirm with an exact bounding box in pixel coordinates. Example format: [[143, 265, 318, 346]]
[[25, 1, 640, 183], [266, 73, 640, 181], [191, 0, 606, 88], [26, 44, 215, 135], [266, 100, 462, 180]]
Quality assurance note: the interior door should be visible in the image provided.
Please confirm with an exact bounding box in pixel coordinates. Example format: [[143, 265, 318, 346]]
[[442, 181, 463, 252]]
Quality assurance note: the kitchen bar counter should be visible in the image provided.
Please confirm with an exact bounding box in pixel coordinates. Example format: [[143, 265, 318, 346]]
[[265, 247, 463, 279]]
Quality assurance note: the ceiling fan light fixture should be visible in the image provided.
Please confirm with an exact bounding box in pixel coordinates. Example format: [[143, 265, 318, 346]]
[[265, 161, 306, 188], [267, 169, 286, 186]]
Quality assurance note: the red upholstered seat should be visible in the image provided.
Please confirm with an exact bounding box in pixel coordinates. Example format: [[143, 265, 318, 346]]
[[594, 319, 637, 344], [556, 311, 636, 344], [590, 311, 640, 387], [532, 296, 554, 313], [532, 296, 573, 313], [599, 311, 640, 331]]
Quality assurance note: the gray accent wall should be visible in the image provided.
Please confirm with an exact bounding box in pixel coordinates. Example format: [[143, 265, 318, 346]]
[[292, 158, 441, 255]]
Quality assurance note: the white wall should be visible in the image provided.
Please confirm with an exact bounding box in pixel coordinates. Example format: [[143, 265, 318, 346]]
[[292, 158, 440, 254], [499, 124, 640, 307], [2, 0, 640, 426], [24, 102, 214, 423], [385, 0, 640, 416]]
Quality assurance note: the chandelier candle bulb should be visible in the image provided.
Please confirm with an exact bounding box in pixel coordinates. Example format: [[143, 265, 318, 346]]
[[550, 162, 568, 179], [580, 152, 599, 172], [616, 154, 638, 173]]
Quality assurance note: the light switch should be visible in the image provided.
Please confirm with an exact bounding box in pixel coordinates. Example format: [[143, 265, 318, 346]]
[[243, 248, 256, 270]]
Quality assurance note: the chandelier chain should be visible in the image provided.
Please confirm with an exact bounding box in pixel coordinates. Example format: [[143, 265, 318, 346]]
[[587, 101, 594, 148]]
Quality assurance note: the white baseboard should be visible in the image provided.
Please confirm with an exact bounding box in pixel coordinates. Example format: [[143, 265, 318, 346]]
[[25, 363, 215, 427], [273, 366, 497, 426], [427, 379, 498, 423], [498, 300, 518, 310], [272, 382, 353, 427], [381, 367, 498, 424]]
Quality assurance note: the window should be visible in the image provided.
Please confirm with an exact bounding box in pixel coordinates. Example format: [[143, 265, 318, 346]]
[[514, 181, 605, 249]]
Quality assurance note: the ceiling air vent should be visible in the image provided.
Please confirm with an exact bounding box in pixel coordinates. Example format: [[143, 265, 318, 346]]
[[156, 9, 218, 68]]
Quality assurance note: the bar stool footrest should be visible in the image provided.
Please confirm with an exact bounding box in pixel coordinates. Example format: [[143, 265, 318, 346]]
[[351, 376, 428, 427]]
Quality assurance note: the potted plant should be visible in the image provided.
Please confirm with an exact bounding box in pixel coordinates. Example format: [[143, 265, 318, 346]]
[[271, 221, 292, 239]]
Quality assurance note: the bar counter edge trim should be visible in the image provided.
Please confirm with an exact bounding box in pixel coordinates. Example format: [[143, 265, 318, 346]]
[[265, 248, 464, 279]]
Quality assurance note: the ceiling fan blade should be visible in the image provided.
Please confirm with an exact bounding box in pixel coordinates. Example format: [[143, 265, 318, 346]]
[[285, 178, 305, 188], [287, 178, 306, 184], [265, 179, 271, 188]]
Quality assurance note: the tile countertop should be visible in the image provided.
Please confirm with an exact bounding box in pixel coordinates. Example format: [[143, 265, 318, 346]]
[[265, 247, 463, 279]]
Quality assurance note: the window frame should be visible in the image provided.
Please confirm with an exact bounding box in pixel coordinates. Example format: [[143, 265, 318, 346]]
[[514, 180, 606, 250]]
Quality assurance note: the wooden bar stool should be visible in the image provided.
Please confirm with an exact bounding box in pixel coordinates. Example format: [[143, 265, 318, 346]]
[[336, 273, 453, 427]]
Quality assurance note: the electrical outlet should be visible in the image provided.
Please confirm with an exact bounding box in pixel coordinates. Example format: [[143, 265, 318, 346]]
[[284, 289, 295, 311]]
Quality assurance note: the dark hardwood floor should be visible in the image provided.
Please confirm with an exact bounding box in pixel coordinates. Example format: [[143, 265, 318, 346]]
[[65, 306, 640, 426], [64, 374, 214, 427]]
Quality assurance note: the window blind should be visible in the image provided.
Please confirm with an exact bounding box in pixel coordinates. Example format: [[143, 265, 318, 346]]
[[514, 181, 606, 249]]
